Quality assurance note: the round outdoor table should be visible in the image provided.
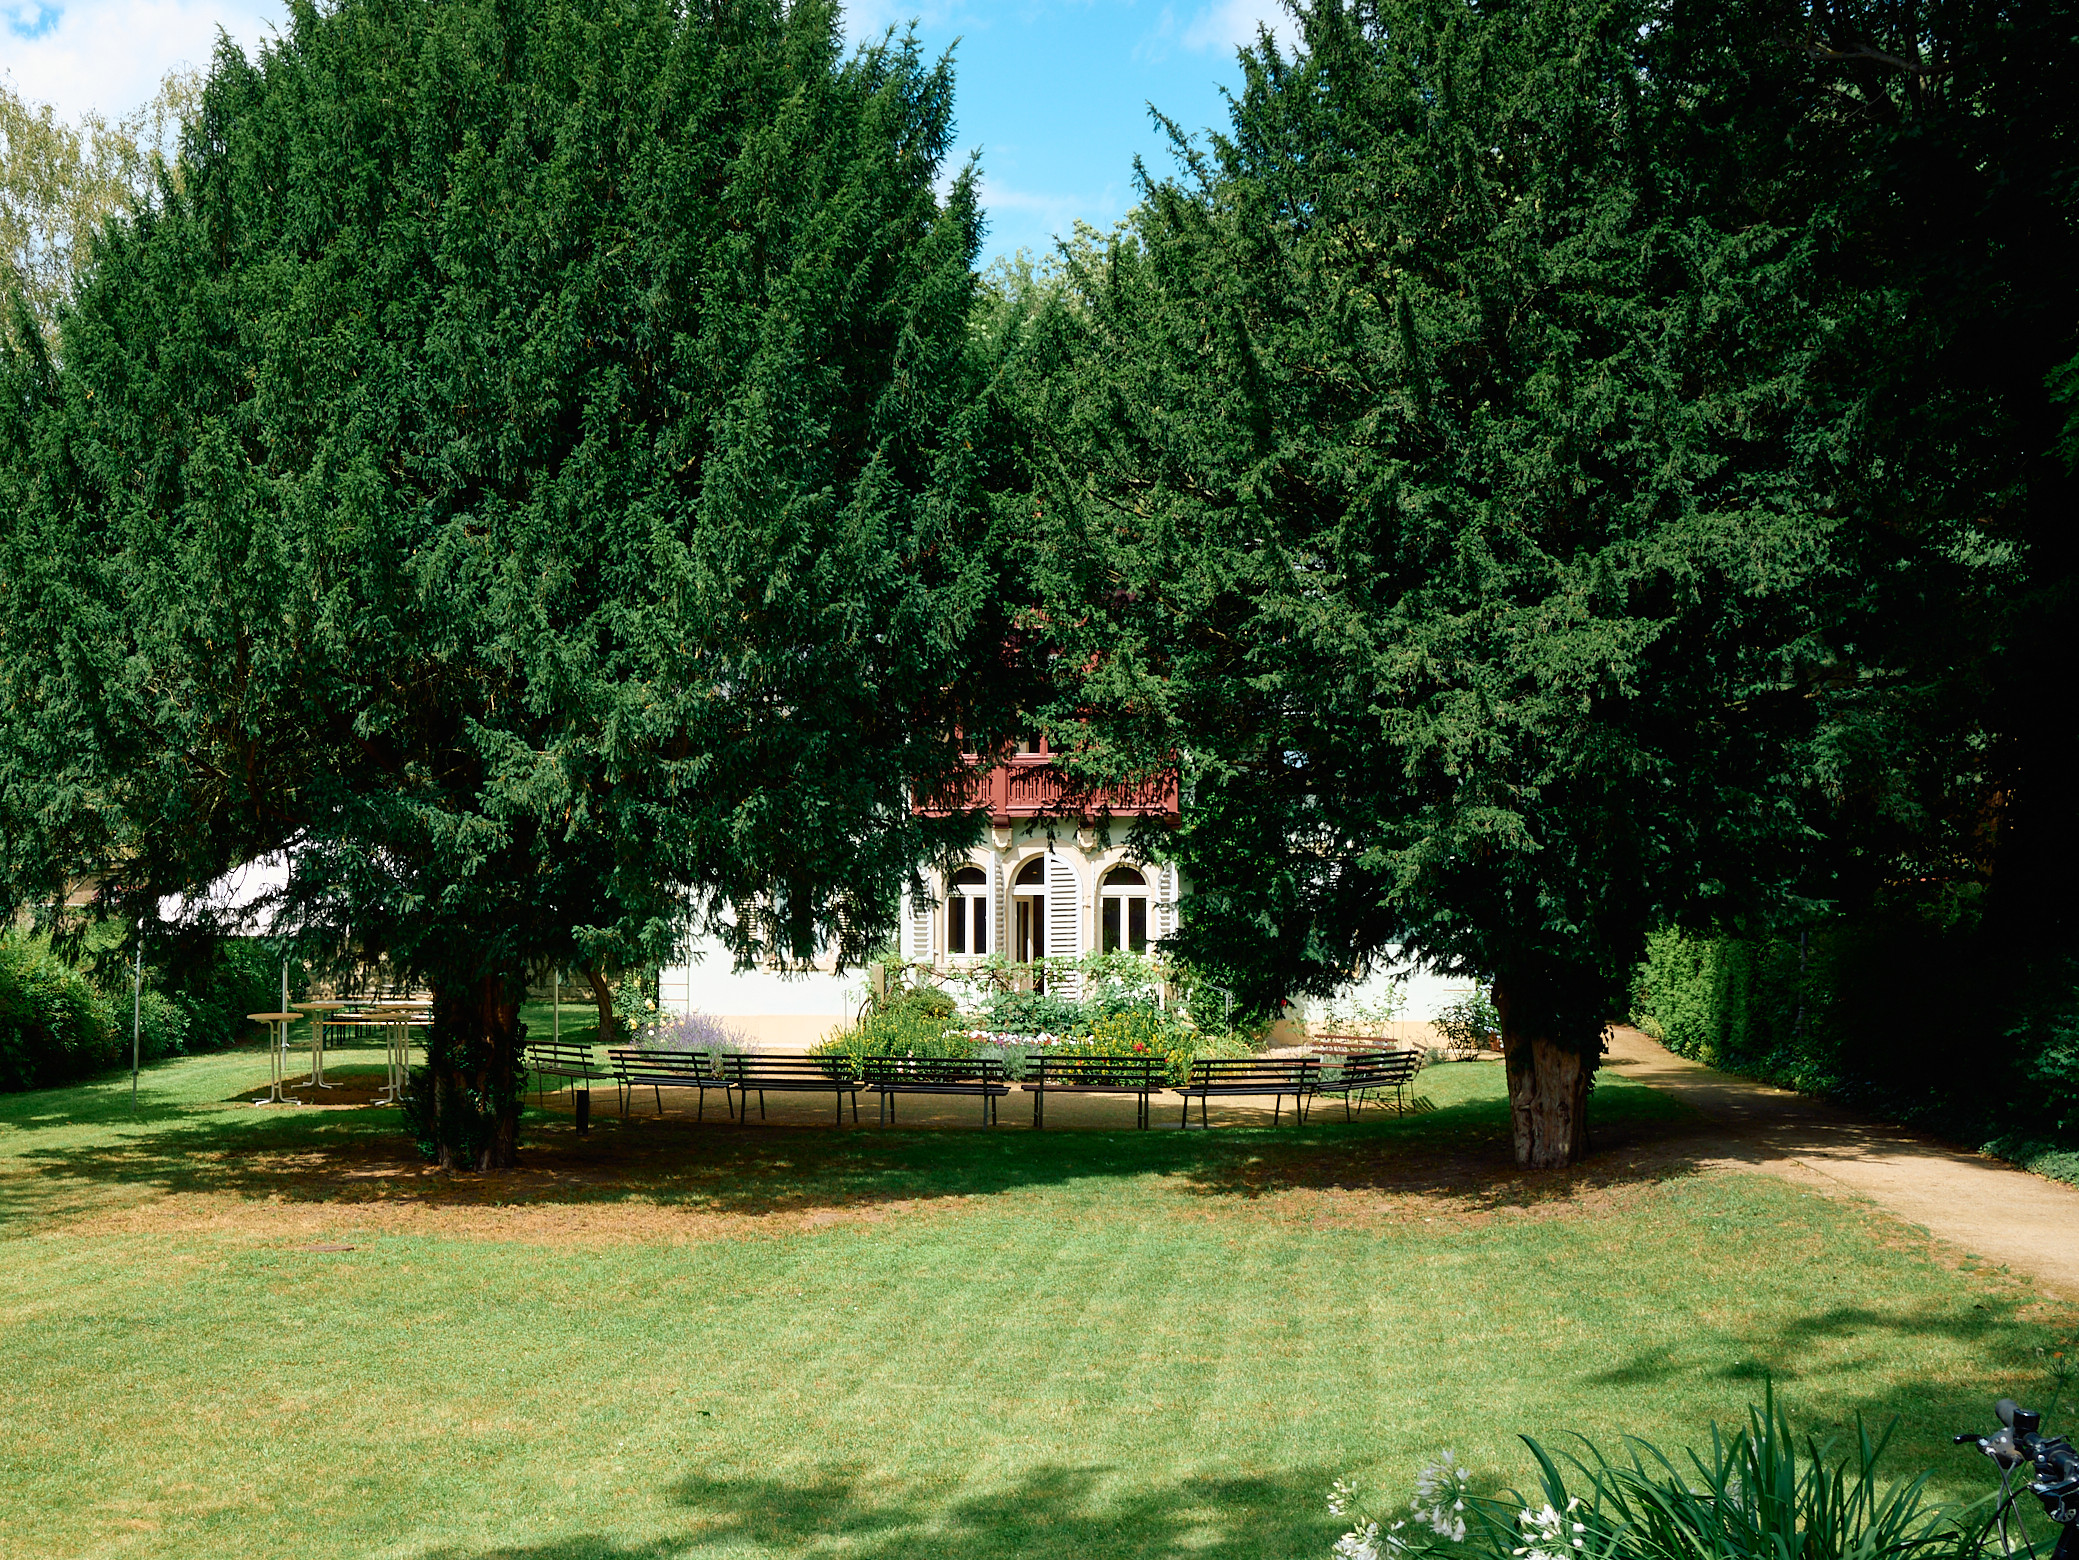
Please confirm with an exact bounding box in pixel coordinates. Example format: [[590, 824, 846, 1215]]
[[291, 1000, 350, 1090], [247, 1012, 305, 1105], [360, 1006, 425, 1105]]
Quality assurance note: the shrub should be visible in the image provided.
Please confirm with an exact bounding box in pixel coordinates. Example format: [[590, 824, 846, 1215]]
[[815, 988, 971, 1067], [976, 984, 1086, 1036], [160, 936, 281, 1054], [654, 1011, 751, 1052], [1434, 988, 1501, 1051], [0, 939, 118, 1090], [1628, 892, 2079, 1176]]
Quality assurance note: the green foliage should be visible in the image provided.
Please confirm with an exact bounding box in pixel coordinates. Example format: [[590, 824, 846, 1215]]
[[1469, 1391, 1975, 1560], [0, 938, 115, 1089], [1433, 990, 1502, 1053], [1005, 0, 1877, 1079], [162, 938, 289, 1056], [0, 929, 287, 1092], [0, 70, 199, 344], [815, 984, 970, 1067], [0, 0, 1021, 1164], [1631, 895, 2079, 1167]]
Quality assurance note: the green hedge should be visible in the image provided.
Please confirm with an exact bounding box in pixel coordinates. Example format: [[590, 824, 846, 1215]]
[[1631, 891, 2079, 1181]]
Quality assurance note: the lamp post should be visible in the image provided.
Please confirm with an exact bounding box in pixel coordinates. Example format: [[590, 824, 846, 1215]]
[[130, 921, 142, 1114]]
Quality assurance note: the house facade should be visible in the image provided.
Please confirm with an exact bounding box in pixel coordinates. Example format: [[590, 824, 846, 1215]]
[[657, 739, 1182, 1042], [657, 738, 1471, 1045], [898, 736, 1182, 996]]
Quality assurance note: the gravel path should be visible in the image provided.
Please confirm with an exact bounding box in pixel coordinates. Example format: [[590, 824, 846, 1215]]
[[1604, 1025, 2079, 1300]]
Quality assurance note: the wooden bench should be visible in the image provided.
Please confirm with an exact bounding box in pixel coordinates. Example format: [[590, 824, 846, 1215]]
[[718, 1054, 862, 1124], [860, 1056, 1010, 1126], [524, 1042, 607, 1105], [1021, 1054, 1167, 1129], [1312, 1048, 1423, 1118], [1173, 1057, 1321, 1128], [607, 1047, 736, 1121]]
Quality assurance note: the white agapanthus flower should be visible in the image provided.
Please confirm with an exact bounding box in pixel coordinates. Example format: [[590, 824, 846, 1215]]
[[1409, 1450, 1472, 1542], [1512, 1495, 1587, 1560]]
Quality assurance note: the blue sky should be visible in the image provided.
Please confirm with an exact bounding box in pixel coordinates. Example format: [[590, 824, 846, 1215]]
[[848, 0, 1292, 260], [6, 0, 1291, 262]]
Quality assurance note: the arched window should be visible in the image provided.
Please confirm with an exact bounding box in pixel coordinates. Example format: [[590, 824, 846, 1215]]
[[1102, 864, 1150, 954], [946, 865, 989, 956]]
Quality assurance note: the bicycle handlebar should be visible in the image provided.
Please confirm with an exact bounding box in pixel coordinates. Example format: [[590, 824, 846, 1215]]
[[1962, 1398, 2079, 1536]]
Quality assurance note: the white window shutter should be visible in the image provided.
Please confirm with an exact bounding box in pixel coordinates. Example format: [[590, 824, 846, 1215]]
[[1045, 851, 1081, 997], [908, 883, 933, 962], [988, 857, 1003, 958]]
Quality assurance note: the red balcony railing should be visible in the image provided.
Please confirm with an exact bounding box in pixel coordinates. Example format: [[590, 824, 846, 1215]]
[[916, 753, 1179, 823]]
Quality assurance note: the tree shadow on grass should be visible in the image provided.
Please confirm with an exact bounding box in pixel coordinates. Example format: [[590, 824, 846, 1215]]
[[413, 1463, 1341, 1560], [1587, 1300, 2036, 1391], [3, 1062, 1756, 1228]]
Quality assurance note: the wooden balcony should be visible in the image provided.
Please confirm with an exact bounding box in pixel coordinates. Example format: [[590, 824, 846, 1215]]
[[916, 754, 1179, 824]]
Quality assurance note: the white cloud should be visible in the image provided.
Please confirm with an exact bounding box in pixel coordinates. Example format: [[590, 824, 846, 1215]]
[[1176, 0, 1293, 55], [842, 0, 984, 49], [980, 170, 1119, 221], [3, 0, 284, 124]]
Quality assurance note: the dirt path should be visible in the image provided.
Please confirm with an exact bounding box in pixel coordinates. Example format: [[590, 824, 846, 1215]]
[[1604, 1025, 2079, 1299]]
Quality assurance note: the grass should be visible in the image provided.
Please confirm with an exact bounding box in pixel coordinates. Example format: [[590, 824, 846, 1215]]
[[0, 1045, 2069, 1560]]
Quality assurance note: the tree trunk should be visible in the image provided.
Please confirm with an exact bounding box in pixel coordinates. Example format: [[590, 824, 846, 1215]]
[[583, 966, 617, 1047], [1493, 978, 1594, 1168], [427, 974, 525, 1171]]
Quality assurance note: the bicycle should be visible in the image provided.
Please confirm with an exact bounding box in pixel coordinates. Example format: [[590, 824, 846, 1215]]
[[1957, 1398, 2079, 1560]]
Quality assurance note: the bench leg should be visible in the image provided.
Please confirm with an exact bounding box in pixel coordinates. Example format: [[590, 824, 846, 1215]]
[[1273, 1094, 1281, 1127], [1034, 1088, 1043, 1130], [654, 1084, 664, 1117], [1179, 1096, 1190, 1130]]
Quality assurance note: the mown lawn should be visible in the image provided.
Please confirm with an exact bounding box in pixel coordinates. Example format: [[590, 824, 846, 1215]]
[[0, 1046, 2067, 1560]]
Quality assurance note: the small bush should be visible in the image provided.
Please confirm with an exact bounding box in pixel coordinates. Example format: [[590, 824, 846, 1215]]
[[815, 989, 971, 1068], [654, 1011, 751, 1052], [0, 939, 118, 1090], [1434, 988, 1501, 1051]]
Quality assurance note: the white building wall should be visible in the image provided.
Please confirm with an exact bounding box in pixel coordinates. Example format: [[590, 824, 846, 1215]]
[[657, 935, 865, 1051]]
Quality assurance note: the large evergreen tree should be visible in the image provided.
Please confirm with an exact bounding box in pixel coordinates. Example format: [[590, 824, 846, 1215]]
[[1010, 0, 1912, 1165], [0, 0, 1015, 1167]]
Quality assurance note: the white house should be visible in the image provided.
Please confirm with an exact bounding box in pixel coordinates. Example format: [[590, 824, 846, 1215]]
[[657, 737, 1475, 1046]]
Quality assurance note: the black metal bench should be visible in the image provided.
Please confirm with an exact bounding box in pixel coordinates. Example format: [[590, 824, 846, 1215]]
[[524, 1041, 607, 1105], [718, 1054, 862, 1124], [1313, 1048, 1423, 1118], [607, 1047, 736, 1121], [860, 1056, 1010, 1126], [1021, 1053, 1167, 1128], [1173, 1056, 1321, 1128]]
